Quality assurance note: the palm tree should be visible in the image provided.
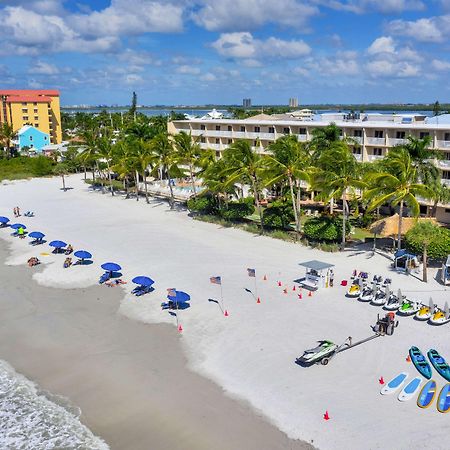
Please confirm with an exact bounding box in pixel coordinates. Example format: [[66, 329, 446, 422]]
[[266, 135, 310, 237], [79, 128, 100, 183], [312, 141, 366, 250], [131, 138, 153, 203], [365, 147, 433, 250], [0, 123, 16, 159], [149, 132, 182, 209], [173, 131, 201, 194], [430, 183, 450, 217], [221, 140, 265, 232], [54, 163, 69, 191], [96, 129, 116, 196], [111, 140, 135, 199], [309, 123, 342, 156]]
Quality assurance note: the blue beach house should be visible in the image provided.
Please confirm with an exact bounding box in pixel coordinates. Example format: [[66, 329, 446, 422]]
[[17, 125, 50, 153]]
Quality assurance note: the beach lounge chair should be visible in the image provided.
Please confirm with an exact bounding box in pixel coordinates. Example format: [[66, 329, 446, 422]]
[[135, 285, 152, 296], [99, 272, 111, 284]]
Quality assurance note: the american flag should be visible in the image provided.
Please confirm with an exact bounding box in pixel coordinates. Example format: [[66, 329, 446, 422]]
[[210, 276, 221, 285], [247, 268, 256, 278], [167, 288, 176, 297]]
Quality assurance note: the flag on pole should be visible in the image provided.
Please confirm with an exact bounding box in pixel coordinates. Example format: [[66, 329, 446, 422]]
[[247, 268, 256, 278], [167, 288, 176, 297], [210, 276, 222, 285]]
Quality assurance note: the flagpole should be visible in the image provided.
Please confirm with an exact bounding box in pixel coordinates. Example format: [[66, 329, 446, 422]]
[[220, 282, 224, 311], [254, 276, 258, 301]]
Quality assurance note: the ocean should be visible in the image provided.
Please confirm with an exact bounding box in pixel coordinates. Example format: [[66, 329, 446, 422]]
[[0, 359, 107, 450]]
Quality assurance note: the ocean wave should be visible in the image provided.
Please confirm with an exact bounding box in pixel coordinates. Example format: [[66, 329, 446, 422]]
[[0, 359, 108, 450]]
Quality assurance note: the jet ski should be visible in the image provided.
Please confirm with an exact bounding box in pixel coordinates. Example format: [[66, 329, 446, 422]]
[[359, 281, 377, 302], [384, 289, 405, 311], [397, 299, 422, 316], [371, 284, 389, 306], [429, 302, 450, 325], [346, 279, 362, 297], [415, 298, 436, 321], [296, 340, 338, 366]]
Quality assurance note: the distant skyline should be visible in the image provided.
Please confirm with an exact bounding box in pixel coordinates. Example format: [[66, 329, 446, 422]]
[[1, 1, 450, 105]]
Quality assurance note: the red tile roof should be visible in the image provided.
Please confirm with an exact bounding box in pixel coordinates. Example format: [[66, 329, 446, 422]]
[[5, 95, 53, 103], [0, 89, 59, 97]]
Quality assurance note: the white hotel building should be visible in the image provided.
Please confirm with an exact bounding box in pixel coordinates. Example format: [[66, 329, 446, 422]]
[[168, 111, 450, 223]]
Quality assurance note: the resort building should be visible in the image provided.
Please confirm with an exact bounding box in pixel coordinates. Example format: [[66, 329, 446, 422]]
[[168, 111, 450, 224], [15, 125, 50, 153], [0, 89, 62, 144]]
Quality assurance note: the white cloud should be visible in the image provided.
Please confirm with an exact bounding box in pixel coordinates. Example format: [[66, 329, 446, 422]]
[[29, 61, 60, 75], [200, 72, 217, 82], [194, 0, 317, 31], [211, 32, 311, 59], [431, 59, 450, 71], [176, 65, 201, 75], [124, 74, 144, 85], [314, 0, 425, 14], [387, 16, 450, 43], [366, 59, 420, 77], [367, 36, 395, 55]]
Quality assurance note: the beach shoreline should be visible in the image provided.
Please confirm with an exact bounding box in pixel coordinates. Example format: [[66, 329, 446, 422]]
[[0, 239, 313, 450]]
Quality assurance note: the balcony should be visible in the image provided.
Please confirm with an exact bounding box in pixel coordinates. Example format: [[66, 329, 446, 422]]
[[349, 136, 362, 144], [436, 140, 450, 149], [352, 153, 362, 161], [297, 134, 308, 142], [367, 154, 383, 162], [442, 178, 450, 186], [389, 138, 407, 146], [437, 159, 450, 169], [366, 137, 386, 145], [199, 143, 221, 150]]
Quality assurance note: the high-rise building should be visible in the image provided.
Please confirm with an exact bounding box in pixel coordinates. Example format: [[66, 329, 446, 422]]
[[289, 97, 298, 108], [0, 89, 62, 144], [243, 98, 252, 108]]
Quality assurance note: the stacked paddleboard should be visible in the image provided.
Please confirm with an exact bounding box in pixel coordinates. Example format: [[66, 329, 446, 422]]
[[381, 347, 450, 413]]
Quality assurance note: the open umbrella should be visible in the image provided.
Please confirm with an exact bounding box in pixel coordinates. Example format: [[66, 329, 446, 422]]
[[49, 240, 67, 248], [101, 262, 121, 272], [10, 223, 26, 230], [0, 216, 9, 224], [74, 250, 92, 260], [29, 231, 45, 239], [167, 290, 190, 304], [132, 276, 154, 286]]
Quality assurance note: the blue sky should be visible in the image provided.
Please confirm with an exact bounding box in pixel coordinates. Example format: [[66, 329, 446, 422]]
[[1, 0, 450, 105]]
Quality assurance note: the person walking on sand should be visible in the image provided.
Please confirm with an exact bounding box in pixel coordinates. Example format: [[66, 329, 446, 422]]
[[329, 269, 334, 287], [16, 206, 20, 216], [13, 207, 17, 218]]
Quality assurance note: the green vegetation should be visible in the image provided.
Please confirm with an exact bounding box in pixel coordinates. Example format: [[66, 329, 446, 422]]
[[0, 156, 55, 180], [303, 216, 348, 242]]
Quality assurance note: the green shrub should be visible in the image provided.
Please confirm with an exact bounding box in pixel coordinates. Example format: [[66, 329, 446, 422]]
[[187, 196, 218, 214], [30, 156, 54, 176], [405, 222, 450, 259], [303, 215, 348, 242], [262, 201, 294, 229], [220, 200, 254, 221]]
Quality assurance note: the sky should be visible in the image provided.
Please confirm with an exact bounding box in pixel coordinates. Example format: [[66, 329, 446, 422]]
[[1, 0, 450, 106]]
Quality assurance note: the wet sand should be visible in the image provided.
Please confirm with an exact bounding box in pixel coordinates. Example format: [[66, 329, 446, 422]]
[[0, 241, 313, 450]]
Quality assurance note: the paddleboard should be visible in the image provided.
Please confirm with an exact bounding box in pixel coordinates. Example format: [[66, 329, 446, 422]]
[[417, 379, 437, 409], [437, 383, 450, 413], [398, 377, 422, 402], [40, 252, 50, 256], [381, 372, 408, 395]]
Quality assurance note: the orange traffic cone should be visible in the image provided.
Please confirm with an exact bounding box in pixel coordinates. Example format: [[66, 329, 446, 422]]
[[292, 285, 296, 291], [178, 324, 183, 333], [224, 310, 229, 317], [263, 275, 267, 281], [406, 355, 411, 363], [308, 290, 312, 297], [256, 297, 261, 304], [298, 292, 302, 299], [323, 411, 330, 421], [379, 376, 385, 385]]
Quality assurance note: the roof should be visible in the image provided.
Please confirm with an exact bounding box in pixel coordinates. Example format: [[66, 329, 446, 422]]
[[5, 95, 52, 103], [18, 125, 49, 136], [425, 114, 450, 125], [0, 89, 59, 96], [299, 260, 335, 271], [244, 113, 274, 121], [445, 255, 450, 266], [369, 214, 437, 237]]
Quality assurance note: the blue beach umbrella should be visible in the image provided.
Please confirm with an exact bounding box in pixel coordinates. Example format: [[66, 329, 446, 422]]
[[0, 216, 9, 224], [10, 223, 26, 230], [101, 262, 121, 272], [132, 276, 154, 286], [167, 290, 191, 304], [74, 250, 92, 260], [29, 231, 45, 239], [49, 240, 67, 248]]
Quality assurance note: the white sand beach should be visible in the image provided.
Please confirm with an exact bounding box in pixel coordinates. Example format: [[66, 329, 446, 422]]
[[1, 175, 450, 449]]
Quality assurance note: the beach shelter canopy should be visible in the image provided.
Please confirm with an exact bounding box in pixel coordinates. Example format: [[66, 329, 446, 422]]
[[29, 231, 45, 239], [299, 260, 334, 271], [369, 214, 437, 238], [394, 249, 416, 259], [49, 240, 67, 248], [0, 216, 9, 223], [167, 290, 190, 303], [10, 223, 26, 229], [74, 250, 92, 259], [101, 262, 121, 272], [132, 276, 154, 286]]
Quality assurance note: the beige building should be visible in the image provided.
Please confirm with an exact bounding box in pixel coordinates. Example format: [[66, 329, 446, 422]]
[[0, 89, 62, 144], [168, 111, 450, 224]]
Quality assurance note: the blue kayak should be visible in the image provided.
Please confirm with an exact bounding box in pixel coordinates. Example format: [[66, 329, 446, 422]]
[[427, 349, 450, 382], [409, 346, 432, 379]]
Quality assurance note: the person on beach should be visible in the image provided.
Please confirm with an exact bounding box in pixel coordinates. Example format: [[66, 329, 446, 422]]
[[63, 257, 72, 268], [329, 269, 334, 287], [13, 207, 17, 217], [18, 227, 25, 238], [65, 244, 73, 255], [16, 206, 20, 216], [27, 257, 40, 267]]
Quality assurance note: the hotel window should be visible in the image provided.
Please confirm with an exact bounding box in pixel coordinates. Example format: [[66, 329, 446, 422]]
[[269, 127, 275, 133], [254, 126, 260, 132], [442, 171, 450, 179], [227, 139, 232, 144], [34, 109, 38, 113], [445, 133, 450, 141], [396, 131, 406, 139], [353, 130, 362, 137], [352, 147, 361, 154], [299, 128, 306, 135], [215, 138, 220, 144], [283, 127, 290, 134], [215, 125, 221, 131], [445, 152, 450, 161], [253, 140, 258, 146], [22, 102, 27, 106], [200, 124, 206, 130], [374, 130, 383, 138], [22, 116, 29, 121], [216, 151, 221, 158], [35, 123, 39, 128], [200, 137, 206, 143], [22, 108, 28, 113], [240, 126, 245, 132], [34, 116, 39, 121], [227, 125, 232, 131], [420, 132, 430, 139], [373, 148, 383, 156]]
